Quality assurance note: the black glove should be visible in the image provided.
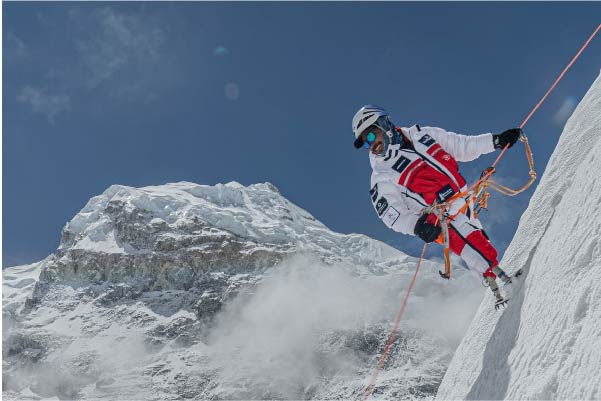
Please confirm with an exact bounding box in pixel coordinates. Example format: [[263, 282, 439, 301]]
[[493, 128, 522, 149], [413, 213, 442, 243]]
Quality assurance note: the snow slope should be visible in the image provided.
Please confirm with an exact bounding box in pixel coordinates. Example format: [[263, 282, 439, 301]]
[[437, 73, 601, 400]]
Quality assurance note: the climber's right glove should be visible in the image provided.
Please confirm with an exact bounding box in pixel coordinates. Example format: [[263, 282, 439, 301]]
[[493, 128, 522, 149], [413, 213, 442, 243]]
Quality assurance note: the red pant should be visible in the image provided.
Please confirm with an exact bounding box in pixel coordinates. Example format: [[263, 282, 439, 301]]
[[429, 209, 499, 277]]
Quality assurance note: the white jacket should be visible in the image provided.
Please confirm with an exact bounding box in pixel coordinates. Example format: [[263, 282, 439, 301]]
[[369, 125, 495, 235]]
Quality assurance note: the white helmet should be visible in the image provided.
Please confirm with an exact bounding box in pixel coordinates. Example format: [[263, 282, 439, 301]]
[[352, 105, 389, 139]]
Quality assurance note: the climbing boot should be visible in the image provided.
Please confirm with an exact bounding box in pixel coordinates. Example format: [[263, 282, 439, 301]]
[[492, 266, 513, 285], [484, 275, 509, 310]]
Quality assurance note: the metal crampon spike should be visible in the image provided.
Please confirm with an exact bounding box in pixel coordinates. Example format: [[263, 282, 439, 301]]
[[495, 298, 510, 310]]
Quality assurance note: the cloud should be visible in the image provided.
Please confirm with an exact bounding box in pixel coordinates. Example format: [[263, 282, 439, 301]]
[[10, 7, 173, 113], [205, 255, 482, 398], [553, 97, 577, 126], [17, 86, 71, 124], [72, 7, 164, 90], [4, 32, 27, 60]]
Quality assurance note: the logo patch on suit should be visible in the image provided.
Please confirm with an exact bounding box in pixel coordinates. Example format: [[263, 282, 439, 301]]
[[418, 134, 435, 147], [382, 206, 400, 227], [436, 184, 455, 202], [391, 156, 411, 173], [369, 184, 378, 202], [375, 197, 389, 216]]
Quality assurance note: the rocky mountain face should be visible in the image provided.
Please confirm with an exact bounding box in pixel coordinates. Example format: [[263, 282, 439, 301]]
[[3, 181, 483, 400]]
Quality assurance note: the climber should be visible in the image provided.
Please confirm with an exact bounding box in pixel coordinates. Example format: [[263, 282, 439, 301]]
[[353, 105, 521, 307]]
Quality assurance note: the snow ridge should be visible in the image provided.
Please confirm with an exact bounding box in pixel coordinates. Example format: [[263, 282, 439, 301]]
[[437, 72, 601, 400], [59, 181, 401, 267]]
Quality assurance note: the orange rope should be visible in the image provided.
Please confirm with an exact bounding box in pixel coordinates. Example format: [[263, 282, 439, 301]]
[[361, 243, 428, 401], [360, 24, 601, 401], [472, 23, 601, 195], [519, 24, 601, 130]]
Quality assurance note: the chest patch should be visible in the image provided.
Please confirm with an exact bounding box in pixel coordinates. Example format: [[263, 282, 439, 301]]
[[375, 197, 389, 216], [418, 134, 435, 147], [391, 156, 411, 173], [369, 184, 378, 202], [382, 206, 400, 227]]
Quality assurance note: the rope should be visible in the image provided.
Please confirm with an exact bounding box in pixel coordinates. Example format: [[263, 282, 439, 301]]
[[360, 24, 600, 401], [488, 23, 600, 182], [361, 243, 427, 401], [518, 24, 601, 130], [441, 23, 601, 211]]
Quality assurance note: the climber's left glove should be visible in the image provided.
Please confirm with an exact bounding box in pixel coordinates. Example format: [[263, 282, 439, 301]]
[[414, 213, 442, 243], [493, 128, 522, 149]]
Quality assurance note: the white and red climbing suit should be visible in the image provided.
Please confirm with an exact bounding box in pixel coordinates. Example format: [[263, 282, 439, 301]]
[[369, 124, 499, 277]]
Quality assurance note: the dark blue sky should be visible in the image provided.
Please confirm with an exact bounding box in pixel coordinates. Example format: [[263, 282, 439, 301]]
[[3, 3, 601, 267]]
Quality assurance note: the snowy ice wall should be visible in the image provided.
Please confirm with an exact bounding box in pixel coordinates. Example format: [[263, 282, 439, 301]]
[[437, 73, 601, 400]]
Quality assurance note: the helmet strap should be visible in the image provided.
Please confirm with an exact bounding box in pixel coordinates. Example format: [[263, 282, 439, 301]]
[[376, 129, 392, 156]]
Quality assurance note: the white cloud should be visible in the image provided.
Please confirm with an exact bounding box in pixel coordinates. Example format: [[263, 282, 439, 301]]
[[17, 87, 71, 124], [553, 97, 577, 126], [4, 32, 27, 60], [12, 8, 171, 111], [72, 7, 164, 89], [205, 255, 482, 398]]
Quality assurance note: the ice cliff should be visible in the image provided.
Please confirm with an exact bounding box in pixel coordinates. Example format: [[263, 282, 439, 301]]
[[437, 73, 601, 400]]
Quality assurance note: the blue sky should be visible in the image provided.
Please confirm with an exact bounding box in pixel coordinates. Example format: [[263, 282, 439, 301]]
[[3, 2, 601, 268]]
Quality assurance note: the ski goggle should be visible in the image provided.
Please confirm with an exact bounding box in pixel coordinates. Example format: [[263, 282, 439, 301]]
[[362, 131, 377, 149]]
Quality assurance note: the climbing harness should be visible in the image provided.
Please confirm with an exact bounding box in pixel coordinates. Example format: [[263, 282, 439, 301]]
[[474, 135, 537, 212], [434, 132, 537, 279], [361, 24, 601, 401]]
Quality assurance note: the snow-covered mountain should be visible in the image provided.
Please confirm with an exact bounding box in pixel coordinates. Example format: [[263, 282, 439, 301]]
[[437, 73, 601, 400], [3, 181, 483, 400]]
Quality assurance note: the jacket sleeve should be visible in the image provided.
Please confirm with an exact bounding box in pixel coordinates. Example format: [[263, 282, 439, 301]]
[[370, 179, 420, 235], [423, 126, 495, 162]]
